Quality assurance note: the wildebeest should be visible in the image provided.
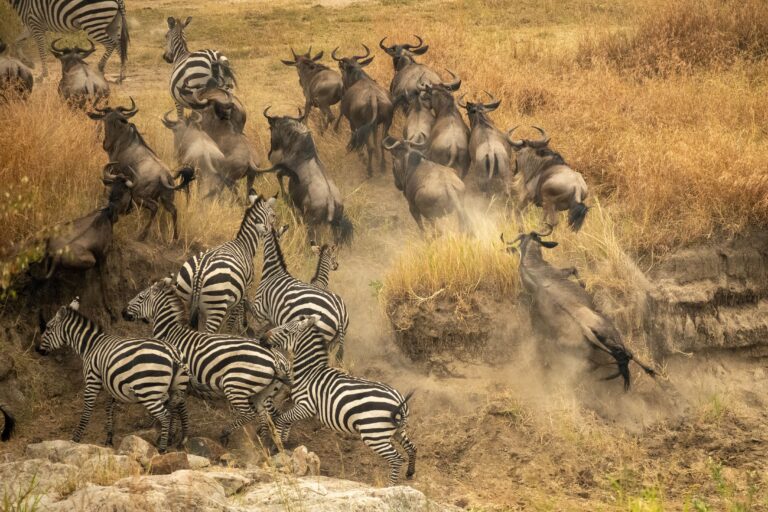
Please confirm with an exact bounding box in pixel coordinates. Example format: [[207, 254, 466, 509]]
[[403, 89, 435, 143], [0, 39, 33, 99], [382, 136, 470, 234], [260, 107, 353, 244], [332, 45, 394, 176], [50, 39, 109, 109], [34, 169, 134, 319], [281, 47, 343, 133], [503, 231, 655, 390], [0, 405, 15, 442], [161, 109, 226, 197], [461, 92, 513, 195], [508, 126, 589, 233], [379, 35, 440, 112], [87, 98, 195, 241], [419, 70, 469, 178]]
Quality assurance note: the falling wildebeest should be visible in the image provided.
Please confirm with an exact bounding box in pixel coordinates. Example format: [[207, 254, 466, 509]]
[[161, 109, 226, 197], [508, 126, 589, 233], [281, 47, 343, 133], [33, 168, 134, 319], [50, 39, 110, 109], [379, 35, 440, 112], [0, 39, 33, 99], [0, 404, 15, 442], [382, 135, 470, 234], [259, 107, 353, 244], [87, 98, 195, 241], [419, 70, 469, 178], [332, 45, 394, 176], [460, 91, 513, 195], [503, 231, 655, 390]]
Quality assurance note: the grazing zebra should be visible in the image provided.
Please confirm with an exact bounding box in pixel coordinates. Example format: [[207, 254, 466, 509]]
[[264, 315, 417, 486], [309, 241, 339, 289], [250, 225, 349, 363], [175, 192, 276, 334], [163, 16, 236, 118], [0, 405, 15, 442], [123, 277, 292, 445], [8, 0, 129, 82], [37, 297, 190, 452]]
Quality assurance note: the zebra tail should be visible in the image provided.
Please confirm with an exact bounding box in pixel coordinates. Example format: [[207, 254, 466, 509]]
[[391, 390, 415, 428], [1, 405, 15, 442], [189, 271, 204, 330], [118, 0, 129, 65]]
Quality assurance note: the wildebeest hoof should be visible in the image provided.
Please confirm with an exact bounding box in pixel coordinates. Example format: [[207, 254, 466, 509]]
[[219, 433, 230, 447]]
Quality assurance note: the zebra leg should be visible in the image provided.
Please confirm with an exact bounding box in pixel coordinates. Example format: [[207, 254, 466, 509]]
[[175, 103, 185, 119], [144, 403, 171, 453], [219, 391, 258, 446], [170, 395, 190, 447], [273, 402, 315, 445], [363, 437, 404, 486], [31, 26, 48, 79], [73, 382, 102, 443], [104, 397, 116, 447], [395, 431, 417, 479], [331, 332, 345, 365], [98, 46, 116, 73]]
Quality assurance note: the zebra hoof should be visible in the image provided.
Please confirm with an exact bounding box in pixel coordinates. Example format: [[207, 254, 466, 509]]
[[406, 469, 415, 479]]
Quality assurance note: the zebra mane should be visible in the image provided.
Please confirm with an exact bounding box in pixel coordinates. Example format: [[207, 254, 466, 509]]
[[269, 226, 289, 272], [65, 307, 104, 335], [155, 281, 187, 321]]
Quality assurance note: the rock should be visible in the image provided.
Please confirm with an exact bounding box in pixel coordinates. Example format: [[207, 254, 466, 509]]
[[25, 440, 82, 462], [149, 452, 189, 475], [0, 458, 78, 499], [268, 451, 293, 473], [186, 437, 226, 462], [241, 475, 459, 511], [46, 470, 228, 512], [187, 454, 211, 470], [118, 435, 159, 468], [291, 445, 320, 476], [62, 444, 116, 467], [81, 454, 142, 482], [203, 470, 250, 496]]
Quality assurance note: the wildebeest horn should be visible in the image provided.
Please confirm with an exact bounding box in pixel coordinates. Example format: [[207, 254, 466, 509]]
[[189, 110, 202, 123], [263, 105, 275, 120], [305, 46, 312, 58], [507, 126, 525, 149], [102, 161, 121, 183], [50, 38, 66, 56], [411, 133, 428, 148], [483, 90, 501, 110], [331, 47, 342, 61], [381, 137, 402, 151], [442, 69, 461, 91], [162, 109, 176, 125], [78, 38, 96, 57], [353, 44, 371, 61], [533, 225, 553, 237], [404, 34, 424, 50], [291, 47, 298, 59], [529, 126, 551, 148], [457, 93, 468, 109], [116, 97, 138, 117], [379, 37, 392, 52]]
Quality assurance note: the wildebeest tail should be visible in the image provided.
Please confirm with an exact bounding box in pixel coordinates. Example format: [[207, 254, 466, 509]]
[[212, 57, 237, 88], [332, 211, 354, 245], [347, 98, 378, 151], [0, 405, 15, 442], [568, 202, 588, 231], [173, 166, 196, 195], [391, 390, 415, 428], [117, 0, 129, 66]]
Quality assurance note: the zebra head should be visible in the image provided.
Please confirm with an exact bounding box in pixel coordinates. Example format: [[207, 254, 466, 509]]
[[123, 277, 175, 323], [263, 315, 319, 353], [37, 297, 81, 355], [242, 191, 278, 234], [163, 17, 192, 64], [310, 242, 339, 271]]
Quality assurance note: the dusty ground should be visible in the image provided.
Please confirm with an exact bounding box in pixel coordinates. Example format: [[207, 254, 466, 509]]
[[2, 0, 768, 510]]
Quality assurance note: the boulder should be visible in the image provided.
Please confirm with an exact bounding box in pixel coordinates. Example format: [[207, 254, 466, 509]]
[[0, 458, 78, 499], [186, 437, 226, 462], [291, 445, 320, 476], [81, 454, 142, 482], [118, 435, 159, 468], [25, 440, 83, 462], [187, 455, 211, 470], [149, 452, 189, 475], [203, 470, 250, 496]]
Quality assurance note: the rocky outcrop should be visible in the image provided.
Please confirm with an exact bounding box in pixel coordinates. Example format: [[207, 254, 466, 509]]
[[0, 440, 454, 512]]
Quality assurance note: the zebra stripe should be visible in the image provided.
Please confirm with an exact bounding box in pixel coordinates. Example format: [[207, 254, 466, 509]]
[[265, 316, 416, 485], [251, 226, 349, 362], [38, 298, 190, 452], [175, 194, 275, 333], [9, 0, 129, 80], [163, 16, 235, 117], [124, 278, 291, 444], [309, 243, 339, 289]]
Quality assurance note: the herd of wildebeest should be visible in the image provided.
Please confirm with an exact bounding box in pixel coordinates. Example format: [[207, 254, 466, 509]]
[[0, 3, 657, 486]]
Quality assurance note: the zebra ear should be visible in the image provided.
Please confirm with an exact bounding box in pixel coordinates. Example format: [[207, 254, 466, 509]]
[[310, 244, 320, 255], [183, 16, 192, 27], [267, 196, 277, 207], [247, 193, 257, 206], [69, 297, 80, 311]]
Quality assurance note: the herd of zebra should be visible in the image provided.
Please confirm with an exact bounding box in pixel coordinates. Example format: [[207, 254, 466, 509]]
[[0, 0, 624, 488]]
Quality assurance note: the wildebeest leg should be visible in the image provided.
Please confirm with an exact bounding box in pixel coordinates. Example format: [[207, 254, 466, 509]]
[[365, 134, 375, 177], [514, 197, 530, 230], [303, 96, 314, 127], [138, 199, 159, 241], [96, 256, 116, 321], [559, 266, 586, 288], [319, 105, 334, 135], [542, 201, 558, 234], [162, 197, 180, 241], [246, 170, 257, 199], [333, 113, 343, 133], [409, 205, 425, 233]]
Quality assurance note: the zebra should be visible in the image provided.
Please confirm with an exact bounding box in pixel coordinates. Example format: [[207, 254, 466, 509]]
[[123, 277, 293, 446], [175, 192, 276, 334], [37, 297, 190, 452], [163, 16, 236, 118], [8, 0, 129, 82], [264, 315, 417, 486], [250, 224, 349, 363], [0, 405, 15, 442], [309, 241, 339, 289]]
